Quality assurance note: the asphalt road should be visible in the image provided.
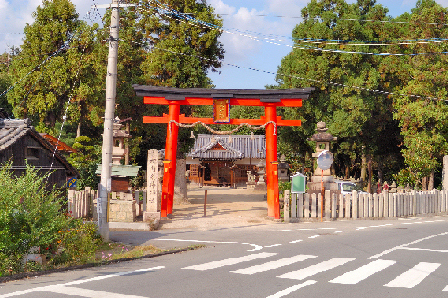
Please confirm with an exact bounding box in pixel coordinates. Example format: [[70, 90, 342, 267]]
[[1, 216, 448, 298]]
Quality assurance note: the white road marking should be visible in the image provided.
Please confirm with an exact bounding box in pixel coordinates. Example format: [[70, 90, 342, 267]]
[[265, 280, 317, 298], [289, 239, 303, 244], [424, 221, 435, 223], [297, 228, 314, 231], [36, 285, 147, 298], [63, 267, 165, 286], [334, 231, 343, 233], [356, 227, 368, 230], [443, 285, 448, 291], [243, 243, 264, 251], [278, 258, 355, 280], [182, 252, 277, 271], [0, 266, 165, 298], [369, 232, 448, 259], [154, 238, 237, 244], [265, 244, 282, 248], [329, 259, 396, 285], [319, 228, 337, 230], [384, 262, 440, 288], [231, 255, 317, 275], [399, 247, 448, 253], [309, 235, 320, 239]]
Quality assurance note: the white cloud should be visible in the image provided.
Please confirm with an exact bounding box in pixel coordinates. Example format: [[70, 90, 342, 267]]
[[207, 0, 307, 66]]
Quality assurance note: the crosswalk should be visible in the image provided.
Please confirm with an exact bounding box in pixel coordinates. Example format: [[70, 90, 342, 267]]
[[182, 253, 446, 291]]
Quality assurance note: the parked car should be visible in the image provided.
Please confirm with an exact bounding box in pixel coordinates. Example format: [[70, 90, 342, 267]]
[[334, 180, 367, 195]]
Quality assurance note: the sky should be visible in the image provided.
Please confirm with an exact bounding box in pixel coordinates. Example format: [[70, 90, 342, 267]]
[[0, 0, 448, 90]]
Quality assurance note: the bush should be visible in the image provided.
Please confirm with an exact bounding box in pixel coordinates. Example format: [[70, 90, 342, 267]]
[[0, 163, 102, 276]]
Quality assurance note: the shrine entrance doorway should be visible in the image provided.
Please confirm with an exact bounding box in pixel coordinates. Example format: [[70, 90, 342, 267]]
[[134, 85, 314, 219]]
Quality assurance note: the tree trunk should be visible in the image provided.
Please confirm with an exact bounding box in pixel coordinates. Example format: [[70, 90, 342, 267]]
[[428, 171, 435, 190], [377, 160, 383, 184], [76, 122, 81, 138], [345, 165, 349, 180], [422, 176, 427, 191], [367, 157, 372, 193], [361, 152, 367, 188]]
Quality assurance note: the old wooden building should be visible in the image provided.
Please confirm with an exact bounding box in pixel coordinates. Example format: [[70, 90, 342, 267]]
[[187, 134, 266, 187], [0, 118, 78, 188]]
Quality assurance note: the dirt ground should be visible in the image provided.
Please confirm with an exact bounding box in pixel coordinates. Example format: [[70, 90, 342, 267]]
[[158, 185, 278, 230]]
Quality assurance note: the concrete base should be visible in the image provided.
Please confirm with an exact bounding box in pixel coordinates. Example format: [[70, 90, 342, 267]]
[[143, 211, 161, 222], [109, 221, 157, 231], [254, 182, 266, 191]]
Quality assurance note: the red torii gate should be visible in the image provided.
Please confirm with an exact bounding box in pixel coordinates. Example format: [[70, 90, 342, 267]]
[[134, 85, 314, 219]]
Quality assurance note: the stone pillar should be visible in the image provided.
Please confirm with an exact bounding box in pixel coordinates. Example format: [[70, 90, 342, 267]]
[[443, 156, 448, 191], [143, 149, 161, 222], [174, 159, 188, 204]]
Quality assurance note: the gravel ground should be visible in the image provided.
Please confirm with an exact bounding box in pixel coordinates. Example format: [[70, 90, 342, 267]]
[[158, 185, 278, 230]]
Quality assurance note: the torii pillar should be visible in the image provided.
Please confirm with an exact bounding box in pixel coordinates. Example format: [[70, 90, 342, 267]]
[[265, 104, 279, 218], [134, 85, 315, 219]]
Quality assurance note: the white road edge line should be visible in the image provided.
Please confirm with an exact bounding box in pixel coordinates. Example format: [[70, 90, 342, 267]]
[[0, 266, 165, 298], [265, 280, 317, 298], [369, 232, 448, 259], [154, 239, 238, 244]]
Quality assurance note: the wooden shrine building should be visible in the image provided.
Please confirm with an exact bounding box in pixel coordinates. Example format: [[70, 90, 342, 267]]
[[134, 85, 314, 219], [187, 134, 265, 187]]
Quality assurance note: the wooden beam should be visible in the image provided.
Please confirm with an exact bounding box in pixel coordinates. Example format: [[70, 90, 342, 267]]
[[143, 114, 302, 126], [143, 97, 303, 107]]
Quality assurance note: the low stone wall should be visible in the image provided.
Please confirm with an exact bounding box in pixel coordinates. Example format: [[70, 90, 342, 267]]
[[109, 199, 136, 222]]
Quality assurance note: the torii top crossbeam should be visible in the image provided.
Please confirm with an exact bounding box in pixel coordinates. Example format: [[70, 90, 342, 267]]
[[134, 84, 314, 219]]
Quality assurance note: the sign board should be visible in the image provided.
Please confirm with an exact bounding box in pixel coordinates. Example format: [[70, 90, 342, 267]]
[[67, 177, 77, 188], [213, 99, 230, 123], [317, 150, 333, 170], [291, 172, 306, 194]]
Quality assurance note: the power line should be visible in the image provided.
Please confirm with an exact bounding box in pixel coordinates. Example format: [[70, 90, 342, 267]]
[[133, 38, 445, 102]]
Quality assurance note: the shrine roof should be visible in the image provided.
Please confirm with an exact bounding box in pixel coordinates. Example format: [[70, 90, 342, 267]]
[[188, 134, 266, 160], [133, 85, 314, 102]]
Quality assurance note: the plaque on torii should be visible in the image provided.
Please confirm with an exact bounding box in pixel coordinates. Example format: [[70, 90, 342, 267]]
[[134, 85, 314, 219]]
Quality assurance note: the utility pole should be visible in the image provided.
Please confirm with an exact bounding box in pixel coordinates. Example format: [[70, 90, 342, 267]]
[[98, 0, 120, 241]]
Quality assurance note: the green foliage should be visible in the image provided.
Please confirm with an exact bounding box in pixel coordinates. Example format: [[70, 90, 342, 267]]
[[8, 0, 104, 134], [274, 0, 400, 181], [50, 219, 101, 266], [394, 168, 418, 188], [0, 163, 102, 276], [68, 136, 101, 189]]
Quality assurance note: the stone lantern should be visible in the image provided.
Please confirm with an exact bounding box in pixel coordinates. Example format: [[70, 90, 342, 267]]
[[307, 122, 338, 194], [310, 122, 337, 176], [112, 117, 131, 165]]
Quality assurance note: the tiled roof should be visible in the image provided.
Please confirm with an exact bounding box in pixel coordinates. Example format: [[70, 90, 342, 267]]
[[96, 164, 141, 177], [188, 134, 266, 160], [0, 119, 31, 150], [0, 118, 78, 176]]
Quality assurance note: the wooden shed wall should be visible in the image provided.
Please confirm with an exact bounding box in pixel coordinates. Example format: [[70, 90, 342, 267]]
[[0, 134, 69, 188]]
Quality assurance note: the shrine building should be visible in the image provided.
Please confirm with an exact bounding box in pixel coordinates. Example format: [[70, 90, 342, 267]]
[[186, 134, 265, 187]]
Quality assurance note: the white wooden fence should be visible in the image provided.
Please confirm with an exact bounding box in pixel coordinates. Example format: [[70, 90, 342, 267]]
[[67, 189, 147, 219], [284, 189, 448, 221], [67, 188, 97, 218]]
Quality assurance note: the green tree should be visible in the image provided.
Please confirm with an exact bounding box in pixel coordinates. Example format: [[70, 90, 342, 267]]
[[7, 0, 103, 135], [68, 136, 101, 189], [114, 0, 225, 164], [381, 0, 448, 189], [274, 0, 402, 187]]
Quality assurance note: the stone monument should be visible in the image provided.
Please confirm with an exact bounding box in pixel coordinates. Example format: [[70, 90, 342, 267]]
[[144, 149, 161, 222]]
